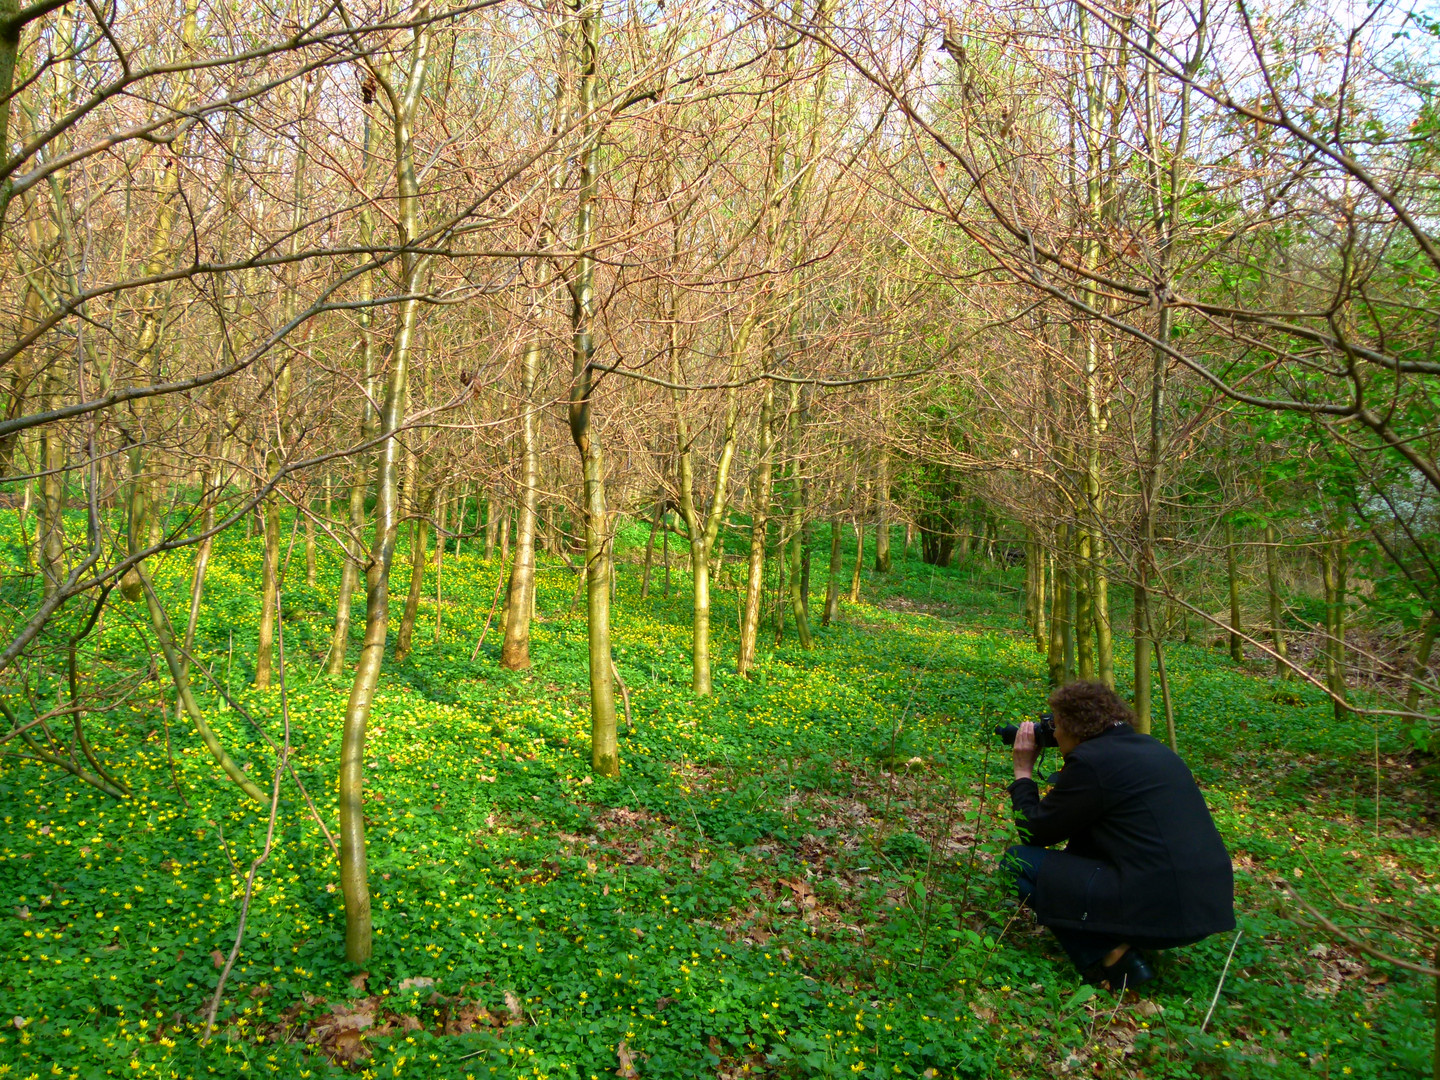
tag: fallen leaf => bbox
[616,1038,641,1078]
[331,1030,369,1063]
[399,977,435,992]
[504,990,524,1024]
[211,950,226,969]
[350,971,369,992]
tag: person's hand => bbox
[1013,721,1039,781]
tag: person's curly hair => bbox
[1048,680,1135,740]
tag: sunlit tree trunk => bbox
[784,383,813,648]
[565,0,617,776]
[676,314,747,693]
[340,32,431,963]
[873,451,891,573]
[737,383,777,678]
[502,336,542,670]
[823,516,841,626]
[849,518,864,604]
[639,490,662,601]
[394,488,432,663]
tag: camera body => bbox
[995,712,1059,749]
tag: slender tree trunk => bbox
[255,497,282,688]
[1323,533,1349,721]
[1049,528,1070,688]
[784,385,813,648]
[738,384,777,678]
[304,491,317,586]
[849,520,864,604]
[499,505,511,563]
[674,311,747,693]
[329,462,369,677]
[567,0,617,776]
[1074,522,1094,680]
[433,490,446,644]
[502,337,542,670]
[394,500,430,664]
[873,451,891,573]
[1406,613,1439,714]
[140,570,265,804]
[340,29,431,964]
[1265,522,1288,676]
[484,494,497,561]
[37,377,65,596]
[1226,517,1243,662]
[639,492,661,601]
[823,516,841,626]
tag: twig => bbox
[1286,887,1439,976]
[1200,931,1243,1032]
[611,659,633,732]
[471,554,509,661]
[202,596,292,1043]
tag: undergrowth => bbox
[0,515,1434,1079]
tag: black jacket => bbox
[1007,724,1235,938]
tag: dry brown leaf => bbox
[616,1038,641,1079]
[504,990,525,1024]
[210,950,225,969]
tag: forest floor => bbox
[0,517,1436,1080]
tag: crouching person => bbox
[1004,681,1235,991]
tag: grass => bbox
[0,512,1435,1079]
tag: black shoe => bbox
[1086,948,1155,992]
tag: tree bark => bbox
[849,520,864,604]
[873,451,891,573]
[738,383,777,678]
[394,492,431,664]
[1226,517,1243,662]
[1265,522,1288,676]
[567,0,617,777]
[339,31,432,964]
[823,516,841,626]
[501,337,542,670]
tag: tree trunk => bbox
[1406,613,1438,714]
[1265,522,1288,676]
[784,385,813,648]
[1323,534,1349,721]
[340,25,431,964]
[823,516,841,626]
[501,337,542,670]
[873,451,891,573]
[1049,529,1070,688]
[304,492,317,586]
[255,495,282,688]
[395,501,430,664]
[849,520,864,604]
[639,492,662,601]
[568,0,617,777]
[738,384,777,678]
[433,490,446,644]
[484,494,497,560]
[1074,521,1094,680]
[1226,517,1243,662]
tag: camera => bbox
[995,712,1059,749]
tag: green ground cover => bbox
[0,517,1435,1079]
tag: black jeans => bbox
[1004,845,1202,972]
